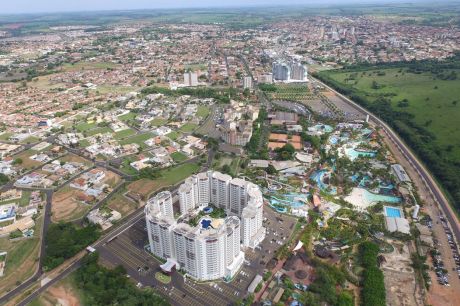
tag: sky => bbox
[1,0,415,14]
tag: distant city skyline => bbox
[0,0,440,14]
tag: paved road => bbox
[0,190,53,305]
[312,76,460,248]
[14,207,146,306]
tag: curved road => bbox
[313,76,460,246]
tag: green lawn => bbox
[118,112,137,122]
[86,127,112,136]
[118,132,154,149]
[20,136,40,144]
[150,118,168,126]
[171,151,188,163]
[322,67,460,159]
[159,163,200,186]
[119,158,139,176]
[75,122,96,132]
[155,272,171,284]
[0,132,13,141]
[179,123,198,133]
[79,139,91,148]
[197,105,210,118]
[166,131,180,141]
[114,128,136,139]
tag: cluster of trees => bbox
[258,83,277,92]
[0,173,9,186]
[295,261,353,306]
[141,85,238,104]
[246,107,268,158]
[75,253,169,306]
[315,60,460,214]
[358,241,386,306]
[274,143,295,160]
[43,222,100,271]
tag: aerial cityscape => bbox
[0,1,459,305]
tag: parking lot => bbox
[96,205,298,306]
[431,214,460,287]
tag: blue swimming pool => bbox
[384,206,402,218]
[310,170,337,195]
[201,219,212,229]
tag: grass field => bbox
[179,123,198,133]
[150,118,168,126]
[322,67,460,159]
[266,83,313,101]
[197,105,210,118]
[166,131,180,141]
[118,132,155,149]
[171,151,188,163]
[14,149,45,170]
[106,191,138,217]
[127,163,200,198]
[75,122,97,132]
[85,126,112,136]
[118,112,137,122]
[78,139,91,148]
[61,61,117,72]
[0,215,42,294]
[114,128,136,139]
[0,132,13,141]
[0,190,31,207]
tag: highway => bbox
[14,207,146,306]
[312,76,460,248]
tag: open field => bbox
[14,149,45,170]
[60,61,117,72]
[0,190,31,207]
[118,112,136,122]
[114,128,136,139]
[0,215,42,294]
[102,170,122,188]
[59,153,92,167]
[322,68,460,159]
[262,83,314,101]
[96,85,139,95]
[29,272,82,306]
[51,186,90,222]
[166,131,180,140]
[150,118,168,126]
[197,105,210,118]
[106,191,138,217]
[118,132,155,149]
[316,58,460,213]
[179,122,198,133]
[127,163,200,199]
[170,151,188,163]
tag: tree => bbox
[13,158,23,165]
[0,173,9,186]
[266,164,277,175]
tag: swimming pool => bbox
[310,170,337,195]
[270,193,308,208]
[365,190,401,204]
[345,148,376,161]
[384,206,402,218]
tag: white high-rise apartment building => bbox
[146,191,174,220]
[146,171,265,281]
[243,76,253,89]
[210,171,231,210]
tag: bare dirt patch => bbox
[51,187,89,222]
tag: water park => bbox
[345,188,401,211]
